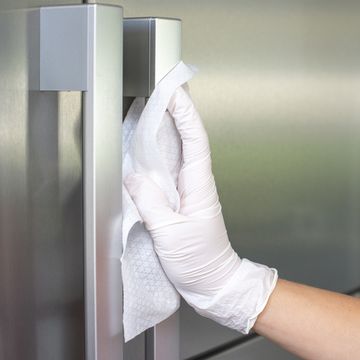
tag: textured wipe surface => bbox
[122,223,179,340]
[122,62,196,341]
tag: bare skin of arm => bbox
[253,279,360,360]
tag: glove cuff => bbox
[183,258,278,334]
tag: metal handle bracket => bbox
[29,5,91,91]
[123,17,181,97]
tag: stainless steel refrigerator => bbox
[1,1,360,360]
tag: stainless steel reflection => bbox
[121,1,360,359]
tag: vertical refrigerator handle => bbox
[31,4,123,360]
[123,17,182,360]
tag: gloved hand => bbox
[125,87,278,334]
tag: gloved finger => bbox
[167,86,211,168]
[168,87,219,215]
[124,173,181,230]
[178,165,221,217]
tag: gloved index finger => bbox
[167,86,211,167]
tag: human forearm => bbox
[254,279,360,360]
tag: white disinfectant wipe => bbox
[122,62,196,341]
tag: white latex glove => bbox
[125,87,278,333]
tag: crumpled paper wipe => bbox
[122,62,196,341]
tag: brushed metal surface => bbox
[82,5,123,360]
[123,18,151,96]
[153,18,181,85]
[39,6,89,91]
[121,1,360,359]
[123,17,181,97]
[0,2,84,360]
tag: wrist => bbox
[181,259,278,334]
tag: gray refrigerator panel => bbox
[0,1,84,359]
[121,1,360,359]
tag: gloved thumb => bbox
[124,173,180,230]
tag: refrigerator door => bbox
[0,3,123,360]
[0,1,84,360]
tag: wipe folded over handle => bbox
[122,62,196,341]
